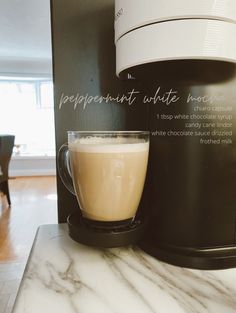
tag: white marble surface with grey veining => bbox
[12,224,236,313]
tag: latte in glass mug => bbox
[69,136,149,222]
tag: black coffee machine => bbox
[51,0,236,270]
[114,0,236,270]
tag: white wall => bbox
[9,156,56,177]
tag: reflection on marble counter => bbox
[12,224,236,313]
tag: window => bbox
[0,78,55,156]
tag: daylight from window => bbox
[0,78,55,156]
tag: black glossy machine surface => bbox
[135,61,236,270]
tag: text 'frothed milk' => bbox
[69,137,149,221]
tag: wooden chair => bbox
[0,135,15,206]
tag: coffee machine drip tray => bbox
[67,212,147,248]
[139,240,236,270]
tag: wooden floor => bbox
[0,176,58,261]
[0,176,57,313]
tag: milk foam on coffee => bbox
[69,137,149,221]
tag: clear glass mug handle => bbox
[57,143,76,195]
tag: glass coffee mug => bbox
[58,131,149,228]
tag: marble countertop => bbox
[12,224,236,313]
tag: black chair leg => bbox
[0,180,11,206]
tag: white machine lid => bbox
[115,0,236,42]
[116,19,236,77]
